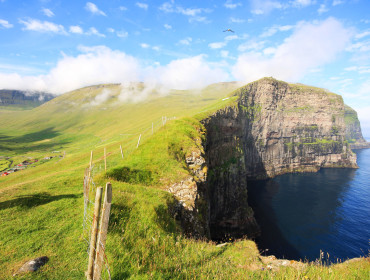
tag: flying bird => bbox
[223,29,234,33]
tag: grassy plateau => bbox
[0,81,368,279]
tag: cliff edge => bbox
[344,105,370,149]
[202,78,357,239]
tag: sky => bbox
[0,0,369,135]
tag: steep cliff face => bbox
[344,105,370,149]
[168,78,359,240]
[201,77,357,239]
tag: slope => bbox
[0,80,368,279]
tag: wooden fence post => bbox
[93,183,112,280]
[88,151,93,179]
[120,145,124,159]
[104,148,107,172]
[86,187,103,280]
[137,134,142,148]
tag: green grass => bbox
[0,80,368,279]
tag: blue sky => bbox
[0,0,369,135]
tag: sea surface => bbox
[248,147,370,263]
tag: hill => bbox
[0,90,55,110]
[0,79,368,279]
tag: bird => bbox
[223,29,234,33]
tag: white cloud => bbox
[153,55,228,90]
[87,27,105,37]
[107,28,115,33]
[0,46,229,94]
[357,106,370,137]
[263,47,276,55]
[164,24,172,29]
[260,25,293,37]
[209,42,227,49]
[116,30,128,38]
[346,41,370,52]
[0,19,13,28]
[250,0,284,15]
[318,4,329,14]
[355,31,370,39]
[159,1,211,23]
[238,40,266,52]
[233,18,352,83]
[230,17,245,23]
[251,0,317,14]
[291,0,315,7]
[189,16,210,23]
[85,2,106,16]
[42,8,54,17]
[118,82,163,103]
[136,2,148,10]
[225,34,239,41]
[69,25,83,34]
[140,43,150,48]
[0,46,141,94]
[19,18,67,34]
[179,37,192,45]
[88,88,113,106]
[220,50,230,58]
[119,6,128,11]
[224,0,242,9]
[332,0,344,6]
[344,66,370,74]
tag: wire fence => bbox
[82,116,175,279]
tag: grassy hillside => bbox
[0,81,368,279]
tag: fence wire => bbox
[82,116,175,279]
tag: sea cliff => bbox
[170,77,361,240]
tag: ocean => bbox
[248,146,370,263]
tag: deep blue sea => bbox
[248,146,370,263]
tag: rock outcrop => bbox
[344,105,370,149]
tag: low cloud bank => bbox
[0,18,354,97]
[0,47,228,95]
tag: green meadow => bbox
[0,82,368,279]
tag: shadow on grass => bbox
[0,127,70,154]
[154,197,180,235]
[109,202,132,235]
[0,192,80,210]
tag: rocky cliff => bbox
[344,105,370,149]
[170,77,359,240]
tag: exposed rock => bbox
[259,255,307,271]
[13,256,49,276]
[344,105,370,149]
[168,141,210,238]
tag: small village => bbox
[0,152,64,177]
